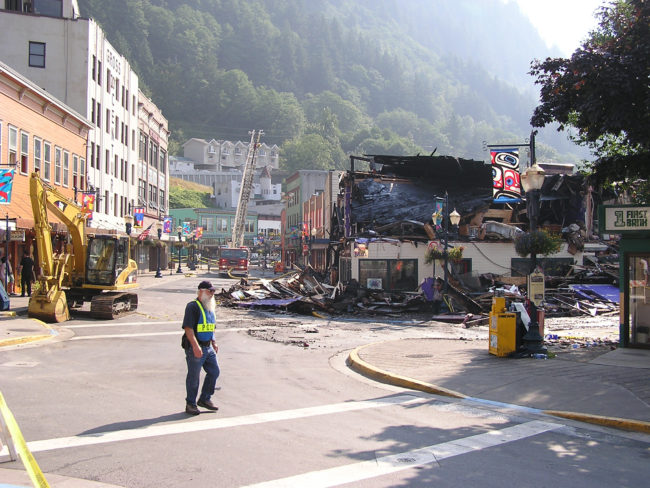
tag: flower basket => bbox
[514,230,562,257]
[424,245,464,264]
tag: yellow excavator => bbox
[28,173,138,322]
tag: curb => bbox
[543,409,650,434]
[347,343,466,399]
[0,318,58,348]
[347,342,650,434]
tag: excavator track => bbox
[90,292,138,320]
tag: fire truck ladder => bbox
[230,129,262,248]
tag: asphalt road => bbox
[1,273,648,487]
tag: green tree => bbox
[280,133,344,173]
[530,0,650,183]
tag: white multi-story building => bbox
[182,138,280,171]
[0,0,141,231]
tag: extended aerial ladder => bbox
[28,173,138,322]
[230,129,263,247]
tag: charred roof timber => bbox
[340,153,587,241]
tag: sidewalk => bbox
[349,337,650,433]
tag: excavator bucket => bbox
[28,289,70,323]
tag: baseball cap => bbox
[198,280,216,292]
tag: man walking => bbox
[182,280,220,415]
[18,250,35,297]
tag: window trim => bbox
[33,136,42,174]
[54,146,62,185]
[19,131,29,175]
[43,140,52,182]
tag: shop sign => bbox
[10,230,25,241]
[599,205,650,234]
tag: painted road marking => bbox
[241,420,562,488]
[64,319,235,328]
[5,395,423,455]
[68,326,279,340]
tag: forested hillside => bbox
[78,0,584,171]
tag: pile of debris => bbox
[216,268,428,317]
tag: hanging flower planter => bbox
[514,230,562,257]
[424,244,464,264]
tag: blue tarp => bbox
[569,284,619,304]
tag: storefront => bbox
[599,205,650,348]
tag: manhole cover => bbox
[406,354,433,359]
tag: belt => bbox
[198,340,212,346]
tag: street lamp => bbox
[435,193,461,294]
[124,215,133,236]
[520,161,547,355]
[155,221,163,278]
[309,227,317,268]
[176,225,183,274]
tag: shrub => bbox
[514,230,562,257]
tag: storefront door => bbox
[626,253,650,347]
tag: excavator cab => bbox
[86,236,118,285]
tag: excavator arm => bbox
[28,173,138,322]
[30,173,87,284]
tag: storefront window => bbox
[628,254,650,346]
[359,259,418,291]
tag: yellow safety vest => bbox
[195,300,216,334]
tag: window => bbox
[91,98,96,124]
[8,126,18,168]
[244,220,254,233]
[90,142,95,169]
[160,150,166,174]
[72,155,78,189]
[96,144,101,170]
[54,147,61,184]
[92,55,96,81]
[72,154,79,189]
[358,259,418,292]
[62,151,69,186]
[138,179,146,201]
[20,131,29,174]
[217,218,228,232]
[28,42,46,68]
[79,158,85,191]
[96,102,101,128]
[97,60,101,85]
[114,154,118,177]
[43,141,51,181]
[159,189,165,210]
[32,0,63,17]
[105,108,110,134]
[33,137,41,173]
[105,149,110,174]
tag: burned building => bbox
[330,154,588,293]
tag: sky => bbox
[509,0,604,55]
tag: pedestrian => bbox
[432,277,444,315]
[18,250,36,297]
[0,255,15,295]
[182,280,220,415]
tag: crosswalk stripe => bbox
[241,420,562,488]
[11,395,424,454]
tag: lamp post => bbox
[520,156,547,355]
[176,225,183,274]
[309,227,317,268]
[155,221,163,278]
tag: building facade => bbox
[0,2,141,231]
[0,60,92,294]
